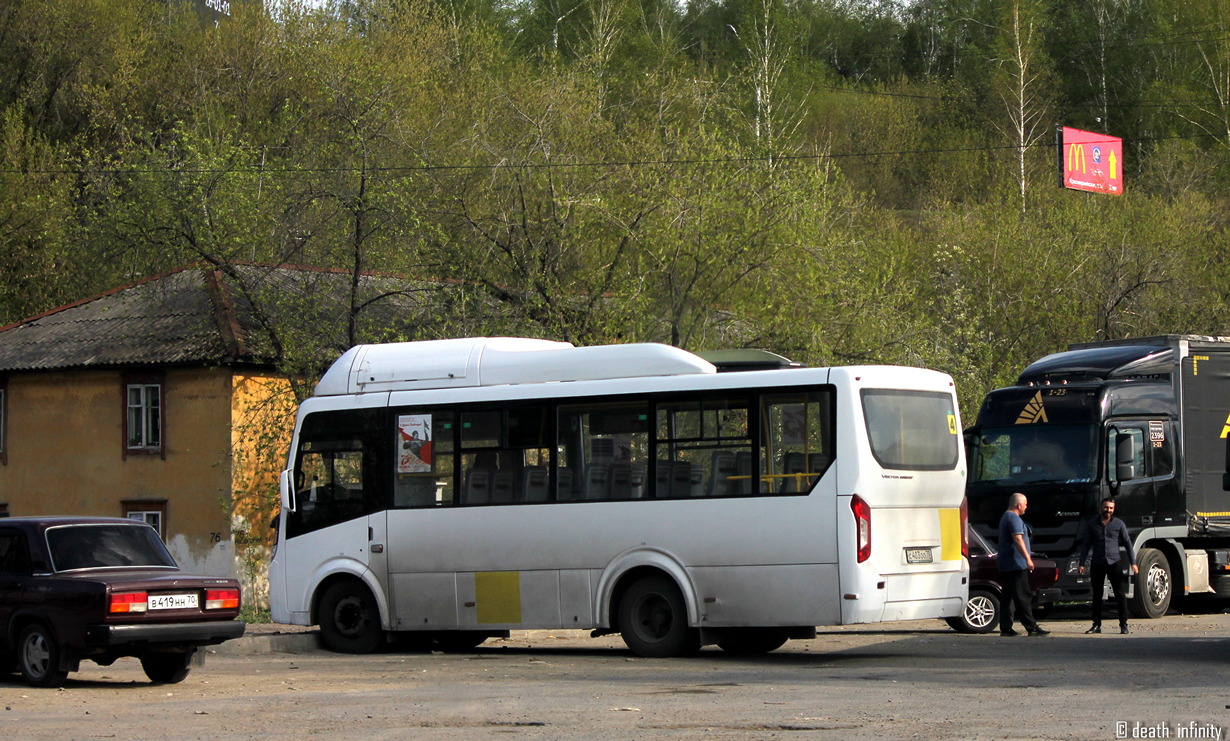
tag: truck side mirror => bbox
[1115,433,1139,481]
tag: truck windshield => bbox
[969,424,1099,484]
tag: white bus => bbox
[268,338,969,657]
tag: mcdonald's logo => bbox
[1068,144,1087,174]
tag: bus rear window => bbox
[861,389,959,471]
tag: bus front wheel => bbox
[318,579,384,653]
[617,575,701,658]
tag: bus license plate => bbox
[149,593,199,610]
[905,548,933,564]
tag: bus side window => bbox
[394,412,455,507]
[558,402,649,501]
[761,392,834,495]
[656,397,752,498]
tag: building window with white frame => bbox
[123,374,164,457]
[123,500,167,539]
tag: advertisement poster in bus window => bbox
[397,414,433,473]
[781,404,806,445]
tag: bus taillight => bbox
[851,495,871,563]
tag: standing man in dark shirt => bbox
[1078,498,1139,634]
[997,492,1050,636]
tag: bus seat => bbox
[708,451,736,496]
[670,462,700,497]
[687,463,704,496]
[491,471,516,504]
[654,461,673,498]
[735,451,754,494]
[584,464,610,499]
[556,468,575,500]
[808,452,832,477]
[629,465,646,499]
[464,468,491,504]
[609,463,634,500]
[522,466,549,502]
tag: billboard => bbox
[1058,127,1123,196]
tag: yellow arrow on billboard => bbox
[1109,150,1118,180]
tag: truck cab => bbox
[966,336,1230,618]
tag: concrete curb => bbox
[212,631,322,656]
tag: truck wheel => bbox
[617,575,701,657]
[319,579,384,654]
[18,624,69,688]
[946,589,999,634]
[1129,548,1171,619]
[141,651,192,684]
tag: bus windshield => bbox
[969,424,1099,484]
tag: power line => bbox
[0,133,1218,179]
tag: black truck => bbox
[965,335,1230,618]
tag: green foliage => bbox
[2,0,1228,429]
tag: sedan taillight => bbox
[205,588,241,610]
[110,591,148,613]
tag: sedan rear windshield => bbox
[47,524,177,571]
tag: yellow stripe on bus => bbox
[475,571,522,624]
[1197,512,1230,517]
[939,508,963,562]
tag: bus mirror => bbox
[1115,433,1139,481]
[281,469,297,512]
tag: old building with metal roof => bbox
[0,263,448,606]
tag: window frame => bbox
[123,499,168,540]
[122,373,165,459]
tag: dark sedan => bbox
[947,528,1061,633]
[0,517,245,687]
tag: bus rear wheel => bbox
[319,579,384,653]
[617,575,700,658]
[1129,548,1171,620]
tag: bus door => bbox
[383,411,460,631]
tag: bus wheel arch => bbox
[313,575,386,653]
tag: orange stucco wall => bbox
[229,371,297,605]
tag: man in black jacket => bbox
[1078,498,1139,634]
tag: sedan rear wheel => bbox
[18,624,69,688]
[141,651,193,684]
[946,589,999,634]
